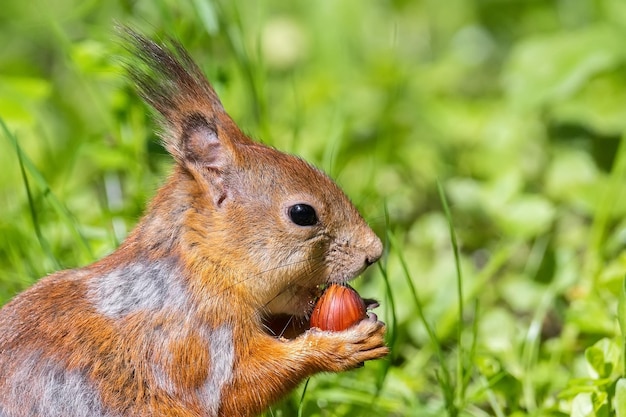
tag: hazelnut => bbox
[310,284,367,331]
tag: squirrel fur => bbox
[0,29,388,417]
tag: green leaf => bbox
[0,75,52,124]
[551,70,626,135]
[493,195,556,239]
[571,392,595,417]
[584,338,620,379]
[504,24,626,109]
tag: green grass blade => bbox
[379,202,398,355]
[214,1,268,135]
[437,179,466,408]
[464,299,480,389]
[619,277,626,378]
[388,230,456,411]
[0,118,94,261]
[15,135,61,270]
[297,377,310,417]
[369,202,396,404]
[586,132,626,283]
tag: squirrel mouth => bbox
[261,284,324,339]
[261,314,310,339]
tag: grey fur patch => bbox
[89,258,188,318]
[1,352,116,417]
[151,361,177,396]
[150,323,180,396]
[198,325,235,414]
[150,323,234,412]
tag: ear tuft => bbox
[119,27,245,163]
[119,26,224,121]
[119,27,248,207]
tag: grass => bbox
[3,0,626,416]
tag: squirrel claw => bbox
[363,298,379,310]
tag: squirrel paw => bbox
[308,316,389,372]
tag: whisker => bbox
[246,256,330,336]
[196,245,335,339]
[277,315,295,338]
[258,260,329,318]
[203,255,324,301]
[256,259,327,312]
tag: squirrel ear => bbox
[120,28,247,206]
[180,113,228,169]
[178,113,233,206]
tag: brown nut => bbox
[310,284,367,331]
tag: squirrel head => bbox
[123,29,382,318]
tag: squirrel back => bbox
[0,29,388,417]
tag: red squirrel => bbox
[0,29,388,417]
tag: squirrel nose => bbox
[364,233,383,266]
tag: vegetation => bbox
[2,0,626,415]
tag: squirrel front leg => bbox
[219,318,388,417]
[295,318,389,372]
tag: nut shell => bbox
[310,284,367,331]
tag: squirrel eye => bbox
[288,204,318,226]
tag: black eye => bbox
[288,204,318,226]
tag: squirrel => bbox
[0,29,388,417]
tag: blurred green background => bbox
[3,0,626,416]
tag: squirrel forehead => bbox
[239,145,337,193]
[229,143,356,215]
